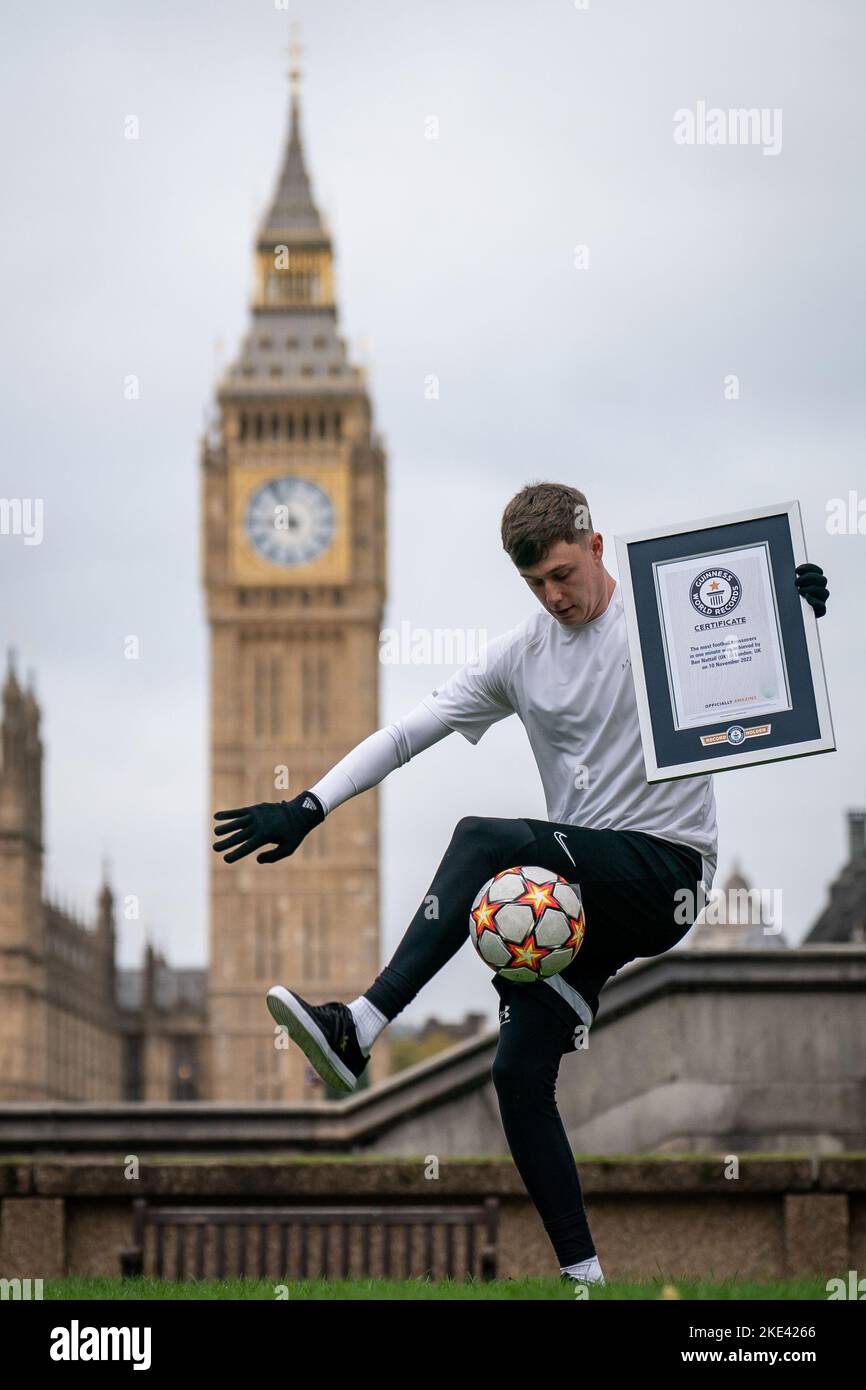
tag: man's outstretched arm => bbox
[212,701,453,865]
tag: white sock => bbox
[348,996,389,1055]
[561,1255,605,1285]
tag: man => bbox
[212,482,829,1286]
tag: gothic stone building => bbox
[0,654,207,1101]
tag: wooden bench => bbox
[120,1198,499,1282]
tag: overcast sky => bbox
[1,0,864,1029]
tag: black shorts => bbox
[489,817,704,1049]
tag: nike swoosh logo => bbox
[553,830,576,866]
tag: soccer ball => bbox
[468,865,585,983]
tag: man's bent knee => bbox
[452,814,490,841]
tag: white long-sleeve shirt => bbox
[312,580,718,888]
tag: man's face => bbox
[517,537,603,625]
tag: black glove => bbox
[212,790,325,865]
[794,562,829,619]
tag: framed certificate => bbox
[614,500,835,781]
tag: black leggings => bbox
[363,814,704,1266]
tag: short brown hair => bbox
[500,482,594,568]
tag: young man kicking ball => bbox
[212,482,829,1287]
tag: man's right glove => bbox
[212,790,325,865]
[794,562,829,619]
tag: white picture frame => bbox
[614,500,835,782]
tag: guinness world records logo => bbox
[690,567,741,617]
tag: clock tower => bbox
[202,55,387,1102]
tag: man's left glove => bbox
[794,562,829,619]
[212,790,326,865]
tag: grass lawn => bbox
[38,1275,832,1300]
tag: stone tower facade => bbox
[0,655,47,1097]
[202,71,387,1101]
[0,654,125,1100]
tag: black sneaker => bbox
[266,986,369,1094]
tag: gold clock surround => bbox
[230,463,350,586]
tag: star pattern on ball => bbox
[470,894,499,937]
[565,910,585,950]
[505,936,547,971]
[516,877,561,918]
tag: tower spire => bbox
[287,16,302,96]
[4,647,20,698]
[260,20,322,238]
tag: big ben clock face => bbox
[244,476,335,567]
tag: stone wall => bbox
[1,1156,863,1282]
